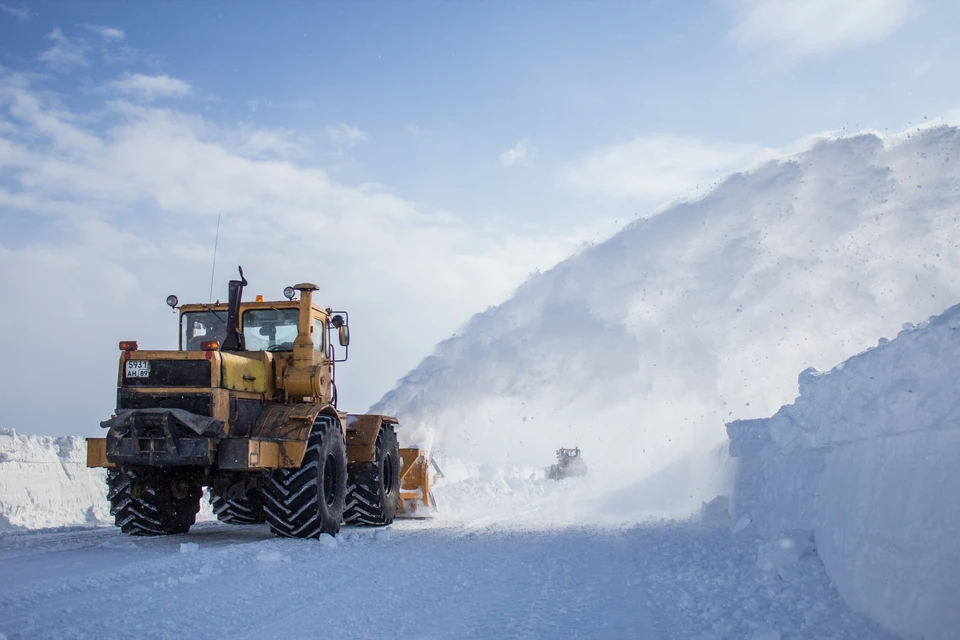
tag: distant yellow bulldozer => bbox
[86,268,433,537]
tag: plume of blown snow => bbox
[374,126,960,519]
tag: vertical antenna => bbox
[208,214,221,302]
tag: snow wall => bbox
[727,304,960,640]
[0,429,110,530]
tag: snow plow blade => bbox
[397,448,435,518]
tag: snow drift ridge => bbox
[728,303,960,640]
[376,125,960,515]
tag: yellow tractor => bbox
[86,268,432,537]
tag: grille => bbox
[117,391,213,417]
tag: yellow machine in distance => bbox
[86,268,433,537]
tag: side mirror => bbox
[338,325,350,347]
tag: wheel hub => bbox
[323,453,340,507]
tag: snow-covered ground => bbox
[0,432,897,639]
[0,433,912,639]
[0,500,896,640]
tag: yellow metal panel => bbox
[85,438,113,468]
[398,447,432,518]
[277,440,307,467]
[220,352,267,393]
[211,389,229,424]
[236,439,283,469]
[252,403,319,440]
[255,440,281,468]
[345,415,382,446]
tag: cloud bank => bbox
[729,0,918,57]
[0,70,595,437]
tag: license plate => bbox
[125,361,150,378]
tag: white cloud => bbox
[0,4,29,20]
[728,0,918,57]
[566,134,762,201]
[237,127,303,158]
[246,98,314,113]
[0,72,594,437]
[323,122,369,153]
[407,122,421,137]
[500,139,532,167]
[81,23,125,40]
[111,73,191,101]
[38,28,89,71]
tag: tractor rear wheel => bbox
[263,414,347,538]
[107,467,202,536]
[344,424,401,526]
[209,485,266,525]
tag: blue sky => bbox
[1,0,959,436]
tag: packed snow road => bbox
[0,516,894,640]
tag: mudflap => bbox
[397,448,440,518]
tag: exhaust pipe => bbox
[282,282,330,402]
[221,266,248,352]
[292,282,318,367]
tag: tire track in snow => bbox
[514,554,562,638]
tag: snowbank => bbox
[727,304,960,640]
[0,430,219,531]
[375,126,960,517]
[0,429,110,530]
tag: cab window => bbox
[242,308,299,351]
[181,311,228,350]
[312,318,325,351]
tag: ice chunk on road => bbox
[731,513,752,534]
[374,528,391,542]
[256,549,290,563]
[179,542,199,553]
[318,533,338,548]
[757,531,815,572]
[100,537,137,550]
[700,495,730,524]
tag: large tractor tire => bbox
[263,414,347,538]
[209,485,266,525]
[344,424,401,526]
[107,467,202,536]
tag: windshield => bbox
[242,308,300,351]
[181,311,228,350]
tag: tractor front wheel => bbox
[263,415,347,538]
[107,467,202,536]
